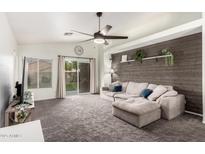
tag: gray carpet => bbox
[33,94,205,142]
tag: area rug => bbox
[33,94,205,142]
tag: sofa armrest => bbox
[159,94,186,120]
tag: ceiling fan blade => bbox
[103,35,128,39]
[79,38,94,43]
[100,25,112,35]
[104,40,109,45]
[71,30,93,37]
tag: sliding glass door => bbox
[65,60,78,95]
[65,58,90,95]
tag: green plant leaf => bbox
[135,49,145,63]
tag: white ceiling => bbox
[6,12,201,46]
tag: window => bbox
[39,59,52,88]
[27,58,38,89]
[65,60,78,92]
[27,58,52,89]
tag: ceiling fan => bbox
[71,12,128,45]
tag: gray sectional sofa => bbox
[100,81,186,127]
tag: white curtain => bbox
[56,56,65,98]
[90,58,97,94]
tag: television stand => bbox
[11,101,32,107]
[5,94,35,127]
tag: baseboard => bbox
[185,110,203,117]
[35,97,56,102]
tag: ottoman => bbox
[112,98,161,128]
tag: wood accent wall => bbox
[111,33,202,114]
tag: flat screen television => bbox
[20,56,26,104]
[13,56,26,106]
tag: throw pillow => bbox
[140,89,153,98]
[126,82,148,96]
[156,90,178,103]
[147,84,158,90]
[109,81,121,91]
[113,85,122,92]
[148,85,168,101]
[121,82,128,92]
[161,85,174,91]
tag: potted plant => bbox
[161,48,174,66]
[14,106,28,123]
[16,109,26,121]
[135,49,145,63]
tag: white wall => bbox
[0,13,17,127]
[17,43,99,101]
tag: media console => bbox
[5,93,35,127]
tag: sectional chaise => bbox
[100,81,186,127]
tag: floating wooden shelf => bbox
[120,59,135,63]
[120,55,172,63]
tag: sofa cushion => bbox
[148,85,167,101]
[162,85,173,91]
[121,82,128,92]
[112,98,160,115]
[114,93,139,100]
[147,84,158,90]
[156,90,178,103]
[101,91,120,97]
[126,82,148,96]
[160,90,178,98]
[140,89,153,98]
[112,105,161,128]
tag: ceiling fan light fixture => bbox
[94,38,105,44]
[72,12,128,45]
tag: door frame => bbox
[65,57,90,95]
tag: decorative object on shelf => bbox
[24,91,32,101]
[121,55,127,62]
[135,49,145,63]
[110,69,114,74]
[15,105,29,123]
[120,55,173,63]
[161,48,174,66]
[74,45,84,55]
